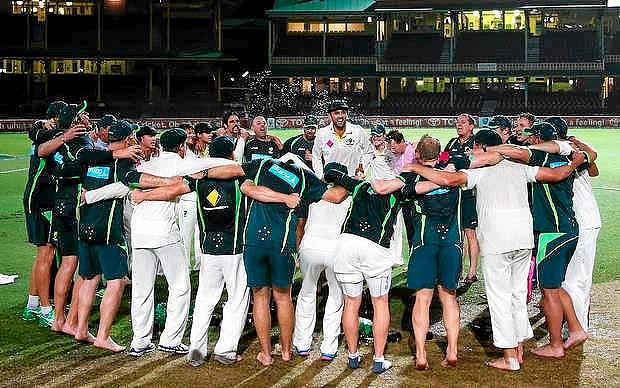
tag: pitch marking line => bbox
[0,167,28,174]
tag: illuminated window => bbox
[346,23,365,32]
[328,23,346,33]
[302,79,312,93]
[308,23,324,32]
[329,77,339,92]
[354,80,364,92]
[287,23,305,32]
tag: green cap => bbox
[324,161,348,176]
[58,104,80,129]
[195,122,214,134]
[98,114,117,129]
[485,115,513,130]
[522,121,557,141]
[47,100,67,119]
[327,99,349,113]
[303,115,319,128]
[136,125,158,138]
[371,124,386,136]
[209,136,235,158]
[108,120,134,142]
[473,129,502,147]
[160,128,187,150]
[544,117,568,139]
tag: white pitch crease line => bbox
[42,353,125,388]
[271,352,321,388]
[82,351,171,388]
[0,167,28,174]
[368,355,411,388]
[126,355,187,388]
[231,365,270,388]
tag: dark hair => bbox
[386,129,404,144]
[518,112,536,125]
[163,143,184,153]
[458,113,475,126]
[179,122,192,130]
[222,111,240,125]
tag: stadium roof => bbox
[268,0,375,16]
[374,0,607,11]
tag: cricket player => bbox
[282,115,317,170]
[243,116,283,162]
[444,114,480,283]
[408,129,586,370]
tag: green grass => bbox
[0,128,618,367]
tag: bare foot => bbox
[531,344,564,358]
[74,330,96,343]
[564,331,588,350]
[441,358,457,368]
[485,357,520,371]
[93,336,125,353]
[517,343,524,364]
[61,323,77,337]
[51,319,65,332]
[281,351,292,362]
[414,355,430,371]
[256,352,274,366]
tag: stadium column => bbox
[322,17,327,57]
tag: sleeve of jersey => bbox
[118,161,143,188]
[449,154,471,170]
[282,137,293,153]
[241,160,261,181]
[301,170,328,203]
[527,149,547,167]
[184,177,198,193]
[399,175,418,200]
[75,147,113,165]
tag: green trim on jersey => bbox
[536,232,565,265]
[281,171,305,252]
[341,181,366,231]
[232,180,242,253]
[243,158,271,246]
[378,194,397,243]
[196,180,207,248]
[542,183,560,232]
[106,161,119,244]
[28,159,46,213]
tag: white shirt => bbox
[554,140,601,229]
[312,121,373,179]
[180,147,200,202]
[131,152,237,248]
[300,197,352,249]
[464,160,540,255]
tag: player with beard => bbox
[243,116,283,162]
[283,115,317,170]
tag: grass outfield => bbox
[0,128,618,373]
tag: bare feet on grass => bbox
[74,330,96,344]
[51,319,65,333]
[61,323,78,337]
[94,336,125,353]
[485,357,520,371]
[517,343,524,364]
[531,343,565,358]
[256,352,274,366]
[564,331,588,349]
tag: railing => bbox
[271,57,376,65]
[376,62,604,72]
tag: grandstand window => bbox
[377,20,386,40]
[328,23,346,33]
[544,14,560,29]
[400,77,407,90]
[481,11,503,30]
[287,23,305,33]
[302,79,312,94]
[342,80,351,92]
[354,80,364,92]
[347,23,366,32]
[329,77,339,92]
[461,11,481,31]
[308,22,324,32]
[504,10,524,30]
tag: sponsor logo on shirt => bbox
[86,166,111,179]
[549,161,568,168]
[344,138,355,146]
[251,154,272,161]
[269,164,299,188]
[53,152,64,165]
[326,140,334,148]
[426,188,451,196]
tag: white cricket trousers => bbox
[130,242,190,349]
[562,227,599,331]
[189,253,250,360]
[482,249,533,348]
[293,242,343,355]
[179,199,202,270]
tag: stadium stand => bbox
[540,30,599,62]
[326,35,374,57]
[102,15,149,54]
[273,34,323,57]
[455,31,524,63]
[0,15,27,51]
[48,16,98,54]
[383,33,444,63]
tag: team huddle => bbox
[21,99,600,375]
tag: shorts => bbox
[407,217,462,291]
[243,245,295,288]
[536,232,579,288]
[52,215,78,257]
[340,269,392,297]
[78,241,129,280]
[460,193,478,229]
[25,208,53,246]
[333,233,393,290]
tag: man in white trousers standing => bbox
[408,130,585,371]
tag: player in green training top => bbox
[492,121,588,359]
[282,115,317,169]
[324,161,440,374]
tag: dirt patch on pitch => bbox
[1,281,618,387]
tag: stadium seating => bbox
[170,18,217,52]
[273,34,323,57]
[540,30,598,62]
[383,33,443,63]
[0,15,27,51]
[102,15,148,54]
[326,35,374,57]
[455,31,524,63]
[47,16,98,54]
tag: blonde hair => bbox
[416,134,441,161]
